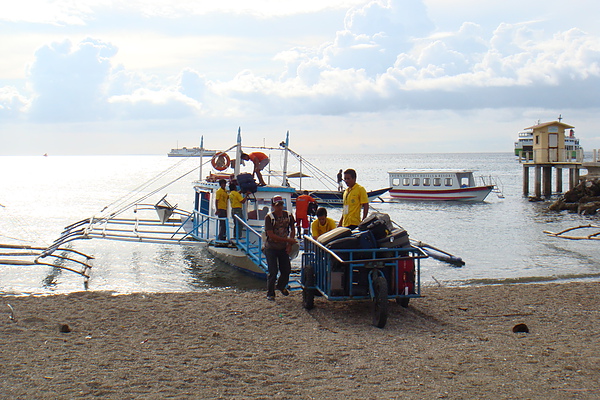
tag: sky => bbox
[1,0,600,155]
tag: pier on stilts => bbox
[521,119,584,199]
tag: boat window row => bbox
[392,177,454,187]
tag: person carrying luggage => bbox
[241,152,269,186]
[264,195,296,301]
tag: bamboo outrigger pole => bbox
[544,224,600,240]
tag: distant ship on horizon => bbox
[168,147,218,157]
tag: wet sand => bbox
[2,281,599,399]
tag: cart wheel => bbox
[302,265,315,310]
[372,276,388,328]
[396,297,410,308]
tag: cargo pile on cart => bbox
[300,212,427,328]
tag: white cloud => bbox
[0,0,364,25]
[108,88,202,119]
[25,38,116,122]
[2,0,600,155]
[0,87,30,118]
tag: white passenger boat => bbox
[388,169,495,202]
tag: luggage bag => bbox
[236,173,258,193]
[377,228,410,249]
[358,212,393,231]
[354,230,377,250]
[326,236,360,261]
[317,227,352,245]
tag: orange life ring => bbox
[211,152,231,171]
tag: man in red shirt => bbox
[295,191,316,238]
[241,152,269,186]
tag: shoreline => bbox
[2,281,599,399]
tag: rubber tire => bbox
[302,265,316,310]
[396,297,410,308]
[372,276,388,328]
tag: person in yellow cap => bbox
[338,169,369,229]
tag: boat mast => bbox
[282,130,289,186]
[234,127,242,177]
[199,136,204,181]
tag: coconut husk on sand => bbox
[2,282,599,399]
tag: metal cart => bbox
[300,236,428,328]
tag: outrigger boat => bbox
[280,147,391,205]
[2,129,478,327]
[294,188,390,206]
[388,169,501,202]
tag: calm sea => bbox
[1,152,599,295]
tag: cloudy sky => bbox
[1,0,599,155]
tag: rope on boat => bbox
[284,147,339,190]
[98,144,236,220]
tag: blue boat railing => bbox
[186,210,230,245]
[231,214,268,273]
[301,235,427,301]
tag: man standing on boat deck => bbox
[216,179,229,241]
[339,169,369,230]
[295,191,316,238]
[337,169,344,191]
[241,152,269,186]
[264,195,296,301]
[229,182,247,239]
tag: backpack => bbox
[307,201,318,216]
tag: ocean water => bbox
[1,152,599,295]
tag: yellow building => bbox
[526,121,575,163]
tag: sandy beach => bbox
[1,281,599,399]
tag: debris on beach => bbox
[512,323,529,333]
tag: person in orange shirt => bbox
[295,191,316,238]
[241,152,269,186]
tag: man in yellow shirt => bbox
[215,179,229,240]
[229,182,247,239]
[339,169,369,229]
[311,207,337,239]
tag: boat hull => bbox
[296,187,391,206]
[389,185,493,202]
[207,245,267,279]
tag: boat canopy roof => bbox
[388,169,476,175]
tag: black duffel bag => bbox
[236,173,258,193]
